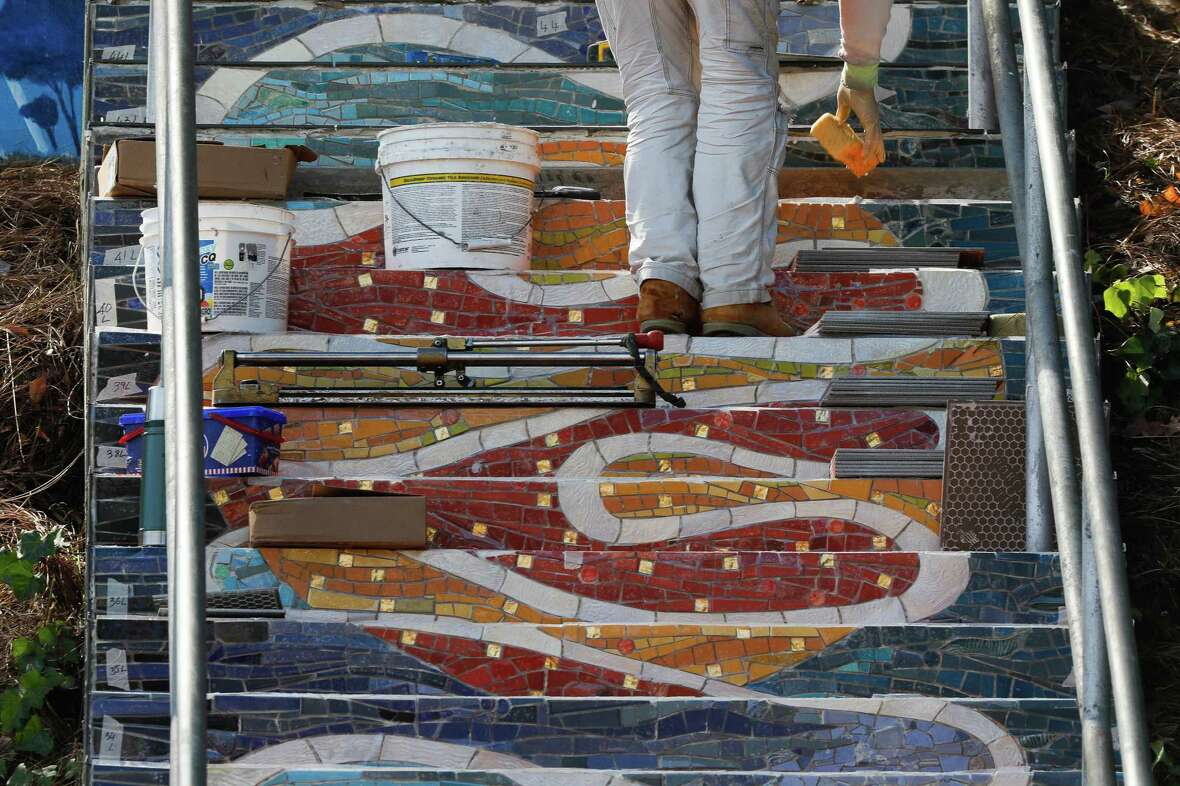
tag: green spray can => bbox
[139,386,166,546]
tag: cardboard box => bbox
[97,138,317,199]
[249,493,427,548]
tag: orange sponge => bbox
[809,113,879,178]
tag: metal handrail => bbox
[987,1,1154,783]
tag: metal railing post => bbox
[979,0,1059,556]
[1015,1,1154,782]
[967,0,998,130]
[1082,489,1118,783]
[159,0,208,779]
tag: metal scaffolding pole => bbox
[157,0,208,779]
[1082,491,1118,784]
[1015,1,1153,782]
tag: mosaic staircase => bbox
[82,2,1087,785]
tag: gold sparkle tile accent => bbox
[819,366,834,379]
[658,494,674,508]
[537,459,553,474]
[517,554,534,569]
[814,409,831,424]
[638,560,654,575]
[212,490,230,506]
[831,216,845,229]
[568,309,584,323]
[401,631,417,646]
[545,433,560,447]
[927,502,942,516]
[753,485,769,501]
[682,378,697,392]
[658,459,673,473]
[623,675,639,689]
[737,628,752,639]
[380,599,396,612]
[338,422,354,435]
[723,556,740,571]
[473,522,488,537]
[426,526,437,542]
[358,480,374,491]
[795,542,810,553]
[599,483,615,497]
[537,493,552,508]
[587,626,601,639]
[434,426,450,441]
[310,575,325,589]
[563,530,579,545]
[866,432,882,448]
[877,573,893,589]
[363,318,379,333]
[486,643,502,658]
[871,491,885,504]
[791,638,806,652]
[872,535,888,550]
[338,553,354,568]
[370,569,385,582]
[423,275,439,290]
[694,424,710,439]
[990,366,1005,378]
[503,600,519,615]
[430,310,446,325]
[268,488,284,500]
[706,664,723,678]
[361,251,376,266]
[357,273,373,288]
[695,598,710,612]
[544,656,559,670]
[820,553,836,568]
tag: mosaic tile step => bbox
[92,63,1015,131]
[90,2,1049,69]
[90,198,1024,271]
[89,693,1083,773]
[92,766,1087,786]
[95,404,947,481]
[93,330,1012,409]
[93,616,1073,699]
[90,126,1020,200]
[92,264,1028,337]
[96,475,947,552]
[93,548,1065,626]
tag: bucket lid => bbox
[120,406,288,428]
[376,123,540,170]
[141,202,296,228]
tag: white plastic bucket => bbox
[376,123,541,271]
[139,202,295,334]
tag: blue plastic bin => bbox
[119,406,287,476]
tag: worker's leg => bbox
[596,0,702,300]
[689,0,787,309]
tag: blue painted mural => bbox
[0,0,84,157]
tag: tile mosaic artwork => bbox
[91,329,1009,411]
[94,264,1024,336]
[88,198,1023,270]
[92,547,1067,625]
[89,693,1083,772]
[90,3,1024,68]
[91,63,970,130]
[91,768,1087,786]
[94,615,1072,699]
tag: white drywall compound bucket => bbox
[139,202,295,334]
[376,123,541,271]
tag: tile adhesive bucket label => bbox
[138,202,296,333]
[376,123,541,271]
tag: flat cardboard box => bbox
[97,138,317,199]
[249,493,427,548]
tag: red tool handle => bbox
[633,331,665,351]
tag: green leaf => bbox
[6,763,31,786]
[0,689,25,731]
[13,714,54,756]
[1116,334,1150,359]
[1105,285,1132,318]
[0,552,41,601]
[1150,307,1166,333]
[1104,274,1169,318]
[10,638,35,665]
[16,529,61,564]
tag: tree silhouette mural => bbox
[19,95,59,150]
[0,0,84,154]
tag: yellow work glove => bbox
[836,63,886,170]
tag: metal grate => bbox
[822,378,1000,408]
[832,449,945,478]
[816,311,990,337]
[940,400,1027,551]
[794,247,985,272]
[154,588,282,611]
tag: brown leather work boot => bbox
[701,302,797,337]
[637,280,701,335]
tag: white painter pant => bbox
[596,0,788,308]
